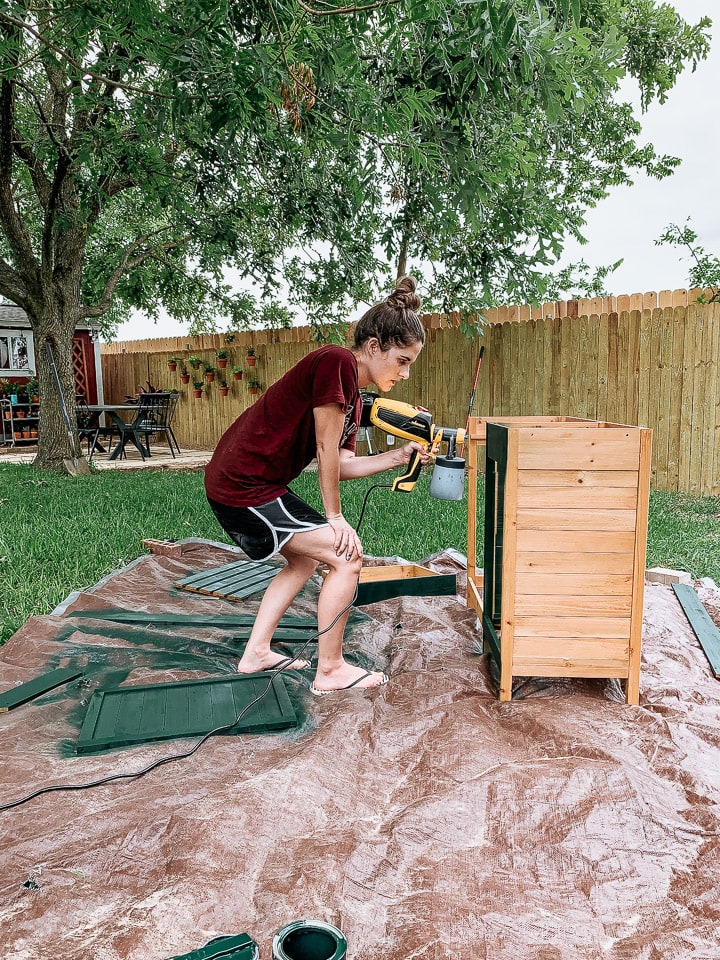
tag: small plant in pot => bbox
[248,378,261,395]
[215,349,229,368]
[246,347,256,366]
[192,380,204,398]
[204,363,216,382]
[179,364,190,384]
[167,356,182,371]
[218,380,229,397]
[188,355,202,369]
[26,377,39,402]
[231,366,243,381]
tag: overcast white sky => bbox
[113,0,718,342]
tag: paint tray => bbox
[76,673,297,754]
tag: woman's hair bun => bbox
[386,275,421,313]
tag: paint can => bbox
[429,455,466,501]
[272,920,347,960]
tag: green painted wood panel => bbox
[673,583,720,678]
[355,572,457,605]
[69,610,317,630]
[0,667,84,712]
[175,559,280,601]
[76,673,297,754]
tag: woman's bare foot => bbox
[237,650,310,673]
[310,662,389,693]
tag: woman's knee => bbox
[323,553,362,579]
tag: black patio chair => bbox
[133,391,181,458]
[75,395,100,460]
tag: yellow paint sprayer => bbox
[369,397,466,500]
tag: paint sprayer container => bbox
[429,455,466,501]
[272,920,347,960]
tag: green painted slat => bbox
[673,583,720,678]
[176,559,280,601]
[0,667,84,712]
[76,673,297,754]
[176,559,277,589]
[355,572,457,605]
[68,610,317,630]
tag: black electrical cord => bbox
[355,482,392,535]
[0,583,359,812]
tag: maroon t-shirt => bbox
[204,345,361,507]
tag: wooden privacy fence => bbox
[101,298,720,496]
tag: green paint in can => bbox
[272,920,347,960]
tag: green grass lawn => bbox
[1,461,719,646]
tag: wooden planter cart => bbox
[466,416,652,704]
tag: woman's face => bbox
[360,338,423,392]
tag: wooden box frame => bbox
[466,416,652,704]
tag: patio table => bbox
[84,403,150,460]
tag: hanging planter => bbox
[232,367,243,381]
[248,379,261,395]
[192,381,204,399]
[216,350,229,369]
[167,357,181,372]
[219,382,229,397]
[188,356,202,370]
[204,364,216,383]
[180,373,190,385]
[246,347,256,367]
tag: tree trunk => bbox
[30,302,88,473]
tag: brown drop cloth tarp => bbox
[1,540,719,960]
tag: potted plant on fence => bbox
[188,355,202,370]
[204,363,216,383]
[246,347,256,366]
[180,364,190,385]
[218,380,229,397]
[192,380,204,398]
[231,366,243,381]
[248,378,261,395]
[167,356,182,372]
[216,349,229,369]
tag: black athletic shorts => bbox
[207,490,328,561]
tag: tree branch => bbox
[0,256,29,307]
[295,0,403,15]
[0,11,176,100]
[0,26,40,280]
[81,234,191,318]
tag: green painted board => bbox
[175,559,280,601]
[355,571,457,605]
[167,933,258,960]
[0,667,84,712]
[673,583,720,678]
[76,673,297,754]
[69,610,317,630]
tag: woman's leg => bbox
[237,551,318,672]
[280,528,386,691]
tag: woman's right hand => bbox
[327,514,364,560]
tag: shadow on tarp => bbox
[2,540,720,959]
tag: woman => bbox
[204,276,428,693]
